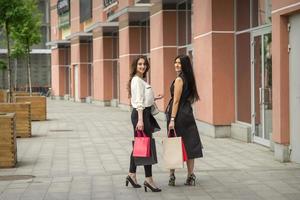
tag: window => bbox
[177,0,192,54]
[236,33,251,123]
[252,0,272,27]
[236,0,272,31]
[80,0,92,23]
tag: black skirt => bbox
[131,107,161,137]
[166,101,203,159]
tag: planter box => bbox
[0,90,8,103]
[0,113,17,168]
[0,103,31,138]
[15,96,46,121]
[13,92,40,102]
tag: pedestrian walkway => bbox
[0,99,300,200]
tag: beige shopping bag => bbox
[162,136,184,169]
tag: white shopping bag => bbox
[162,136,184,169]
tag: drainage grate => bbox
[0,175,35,181]
[49,129,73,132]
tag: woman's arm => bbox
[136,109,144,130]
[133,78,145,130]
[169,77,183,130]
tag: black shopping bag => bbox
[132,138,157,166]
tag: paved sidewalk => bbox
[0,99,300,200]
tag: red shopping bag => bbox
[133,131,150,157]
[182,139,188,162]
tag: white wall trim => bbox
[150,10,177,18]
[119,26,141,32]
[71,62,93,65]
[194,31,235,40]
[150,45,177,51]
[93,58,119,62]
[119,54,141,58]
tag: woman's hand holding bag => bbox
[133,131,150,157]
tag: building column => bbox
[51,47,69,99]
[118,14,143,108]
[193,0,235,138]
[93,27,114,106]
[150,5,177,112]
[70,37,89,102]
[271,9,291,162]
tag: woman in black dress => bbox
[126,55,163,192]
[166,55,203,186]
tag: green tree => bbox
[0,0,24,102]
[12,0,42,95]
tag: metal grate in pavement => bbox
[49,129,73,132]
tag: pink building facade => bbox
[48,0,300,163]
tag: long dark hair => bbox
[175,55,199,103]
[127,55,150,98]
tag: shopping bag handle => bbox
[168,129,177,137]
[136,130,147,137]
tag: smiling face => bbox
[174,58,182,73]
[136,58,147,76]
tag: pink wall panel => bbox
[272,0,300,11]
[119,28,129,56]
[93,60,102,100]
[193,36,213,123]
[150,12,163,48]
[212,0,234,30]
[212,34,235,125]
[193,0,212,36]
[119,56,131,105]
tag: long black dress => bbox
[166,74,203,159]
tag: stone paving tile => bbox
[1,100,300,200]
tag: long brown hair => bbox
[127,55,150,98]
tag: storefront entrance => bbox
[251,27,272,146]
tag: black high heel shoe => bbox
[144,181,162,192]
[125,175,141,188]
[168,173,176,186]
[184,173,196,186]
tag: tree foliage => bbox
[0,0,25,101]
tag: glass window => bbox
[178,9,187,46]
[30,54,51,87]
[32,26,49,49]
[80,0,92,23]
[0,31,6,49]
[0,54,7,89]
[38,0,47,24]
[236,33,251,123]
[59,12,70,28]
[112,35,119,59]
[252,0,272,27]
[141,21,150,55]
[177,0,191,51]
[236,0,251,31]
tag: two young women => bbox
[126,55,203,192]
